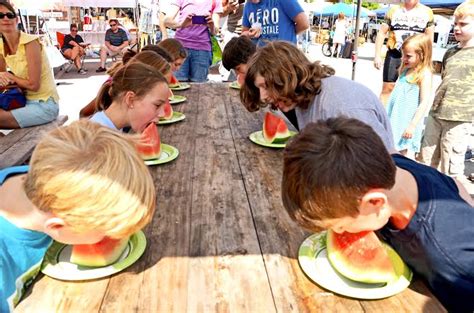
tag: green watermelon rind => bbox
[326,231,399,284]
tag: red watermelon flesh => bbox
[136,123,161,160]
[70,237,129,267]
[262,112,290,143]
[160,101,174,120]
[326,230,397,284]
[169,75,179,88]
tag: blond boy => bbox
[0,120,156,312]
[282,117,474,312]
[420,0,474,178]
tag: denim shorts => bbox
[11,97,59,128]
[174,48,212,82]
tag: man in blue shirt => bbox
[96,19,129,72]
[241,0,309,46]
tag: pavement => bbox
[49,42,474,197]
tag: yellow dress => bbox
[0,32,59,103]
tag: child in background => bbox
[281,117,474,312]
[0,120,156,312]
[158,38,188,72]
[90,62,169,132]
[420,0,474,179]
[385,33,433,157]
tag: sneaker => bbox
[96,67,106,73]
[78,68,87,75]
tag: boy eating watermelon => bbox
[0,120,156,312]
[281,117,474,312]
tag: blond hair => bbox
[24,120,156,239]
[454,0,474,18]
[400,33,433,84]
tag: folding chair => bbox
[56,32,86,73]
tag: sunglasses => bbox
[109,23,117,27]
[0,12,16,19]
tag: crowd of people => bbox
[0,0,473,312]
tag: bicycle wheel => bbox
[322,42,332,57]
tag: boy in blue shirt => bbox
[281,117,474,312]
[0,120,156,312]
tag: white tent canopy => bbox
[61,0,136,8]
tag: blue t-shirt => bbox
[379,155,474,312]
[104,28,128,47]
[0,166,53,313]
[242,0,304,45]
[89,111,120,131]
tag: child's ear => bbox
[44,217,66,235]
[359,189,387,216]
[124,91,136,109]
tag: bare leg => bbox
[0,109,20,128]
[99,46,108,68]
[379,82,395,107]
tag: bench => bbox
[0,115,68,169]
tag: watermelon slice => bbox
[70,237,129,267]
[326,230,397,284]
[169,75,180,88]
[159,101,174,120]
[136,123,161,160]
[262,112,291,144]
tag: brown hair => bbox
[338,12,345,20]
[70,23,78,31]
[96,62,167,112]
[282,117,396,232]
[158,38,187,61]
[240,41,335,112]
[399,33,433,84]
[106,49,137,76]
[142,44,173,63]
[0,1,18,55]
[130,50,171,76]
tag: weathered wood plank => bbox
[224,85,446,312]
[0,115,68,169]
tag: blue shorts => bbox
[11,97,59,128]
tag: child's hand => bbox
[402,124,416,139]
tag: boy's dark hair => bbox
[282,117,396,232]
[142,44,173,63]
[70,23,78,31]
[222,36,256,71]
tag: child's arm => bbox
[454,179,474,206]
[402,71,433,139]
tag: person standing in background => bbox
[163,0,223,82]
[373,0,434,106]
[241,0,309,46]
[332,12,346,58]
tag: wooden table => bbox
[0,115,68,169]
[15,84,445,312]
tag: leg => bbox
[0,109,20,128]
[99,46,108,68]
[441,120,471,177]
[5,98,59,128]
[380,82,395,107]
[381,49,401,106]
[189,49,212,83]
[419,114,442,168]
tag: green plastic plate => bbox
[298,231,413,300]
[157,111,186,125]
[170,82,191,91]
[248,130,297,148]
[144,144,179,166]
[229,81,241,90]
[41,231,147,281]
[169,95,187,105]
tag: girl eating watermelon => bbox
[89,62,170,133]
